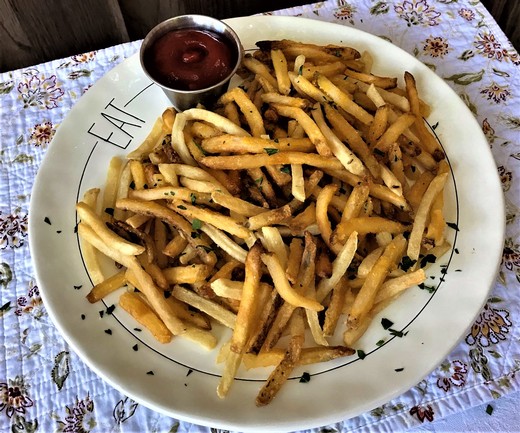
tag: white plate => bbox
[29,16,505,432]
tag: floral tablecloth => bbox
[1,1,519,432]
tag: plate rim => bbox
[28,15,506,432]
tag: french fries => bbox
[76,38,450,406]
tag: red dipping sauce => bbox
[144,28,236,91]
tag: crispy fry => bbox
[119,291,173,343]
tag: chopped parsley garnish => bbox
[104,329,112,335]
[254,177,263,186]
[298,65,303,75]
[280,165,291,174]
[99,310,104,318]
[394,367,404,372]
[132,344,138,351]
[381,318,394,330]
[376,339,385,347]
[146,370,154,375]
[486,404,494,416]
[357,350,367,360]
[418,283,436,294]
[264,148,279,156]
[163,290,172,299]
[299,372,311,383]
[104,207,115,216]
[420,254,437,268]
[191,218,202,230]
[74,285,82,290]
[431,121,439,130]
[190,193,197,205]
[44,217,51,225]
[400,256,416,272]
[186,369,193,377]
[177,205,187,210]
[81,314,86,320]
[447,222,459,231]
[389,328,407,338]
[134,328,142,332]
[106,304,116,315]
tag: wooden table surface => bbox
[0,0,518,72]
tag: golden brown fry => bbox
[348,234,407,328]
[119,291,173,343]
[200,152,344,171]
[86,270,126,303]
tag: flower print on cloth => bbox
[17,71,64,109]
[333,1,357,24]
[458,8,475,21]
[0,212,28,249]
[394,0,440,27]
[422,36,451,58]
[502,238,520,274]
[482,118,497,144]
[0,376,34,419]
[474,32,520,65]
[498,166,513,192]
[56,394,96,433]
[15,281,44,319]
[480,82,511,104]
[28,121,56,147]
[465,304,512,347]
[436,360,468,392]
[409,405,435,423]
[71,51,96,64]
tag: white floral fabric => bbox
[0,1,518,432]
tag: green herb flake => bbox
[299,372,311,383]
[394,367,404,372]
[104,329,112,335]
[73,285,82,290]
[190,193,197,205]
[418,283,436,294]
[420,254,437,268]
[44,217,52,225]
[399,256,416,272]
[486,404,494,416]
[298,65,304,76]
[104,207,115,216]
[177,205,187,210]
[146,370,154,375]
[192,218,202,230]
[381,318,394,330]
[106,304,116,315]
[133,344,139,351]
[264,148,279,156]
[376,339,385,347]
[280,165,291,174]
[357,349,367,360]
[447,222,460,231]
[389,328,407,338]
[254,177,263,186]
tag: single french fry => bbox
[86,270,126,303]
[119,291,173,343]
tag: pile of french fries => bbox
[77,39,451,406]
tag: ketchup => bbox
[144,28,235,91]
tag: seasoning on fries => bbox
[76,38,449,406]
